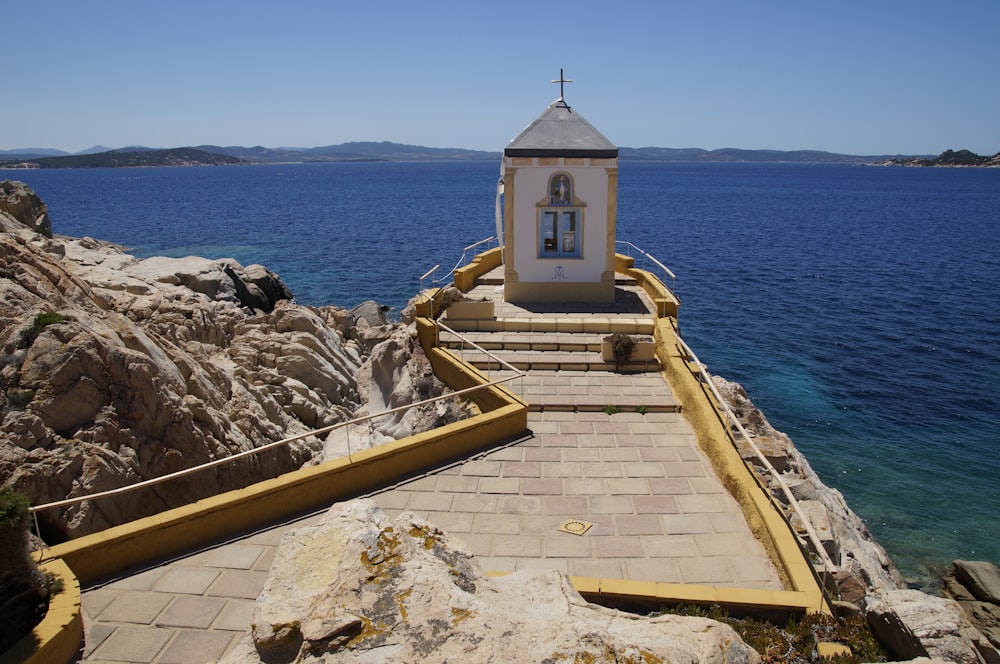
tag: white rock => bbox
[221,499,760,664]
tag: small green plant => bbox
[7,388,36,408]
[636,405,648,415]
[0,486,29,529]
[45,570,64,596]
[606,332,636,370]
[17,311,68,348]
[603,404,621,415]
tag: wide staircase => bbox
[438,269,680,413]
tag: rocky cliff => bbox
[0,181,461,541]
[714,376,1000,663]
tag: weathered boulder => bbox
[0,180,51,238]
[866,589,1000,664]
[349,299,389,329]
[322,326,473,460]
[955,561,1000,605]
[221,499,761,664]
[945,561,1000,652]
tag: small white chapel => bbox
[501,70,619,303]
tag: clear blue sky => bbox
[4,0,998,155]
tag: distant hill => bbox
[0,147,246,169]
[4,141,988,168]
[197,141,501,163]
[0,148,69,159]
[618,147,918,163]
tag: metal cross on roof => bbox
[552,68,573,101]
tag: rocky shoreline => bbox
[0,180,466,541]
[712,377,1000,661]
[3,179,999,661]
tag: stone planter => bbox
[445,299,495,320]
[601,335,656,364]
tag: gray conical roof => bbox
[505,99,618,158]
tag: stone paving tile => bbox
[253,546,277,571]
[675,493,731,513]
[155,596,226,629]
[649,478,693,495]
[517,557,569,573]
[97,591,173,624]
[206,569,269,600]
[89,625,174,662]
[502,461,541,477]
[81,623,116,659]
[157,629,236,664]
[543,495,588,514]
[211,598,256,631]
[640,535,700,558]
[633,495,679,514]
[152,567,222,595]
[203,544,264,570]
[562,448,603,462]
[663,514,714,534]
[564,478,605,495]
[406,491,455,511]
[497,495,542,514]
[484,447,524,461]
[676,557,735,585]
[493,535,542,557]
[523,447,560,461]
[615,515,664,536]
[472,512,520,534]
[424,511,475,532]
[589,495,633,514]
[625,558,683,583]
[570,559,624,578]
[592,537,643,558]
[108,566,166,592]
[478,477,520,494]
[544,534,594,558]
[521,478,563,495]
[82,587,119,620]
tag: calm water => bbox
[9,161,999,587]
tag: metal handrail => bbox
[674,334,837,575]
[28,369,524,517]
[420,236,497,290]
[419,264,440,292]
[435,320,526,397]
[616,240,676,291]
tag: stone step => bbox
[440,330,605,353]
[489,369,680,413]
[467,351,660,373]
[441,316,655,335]
[472,274,639,287]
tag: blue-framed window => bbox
[539,209,580,258]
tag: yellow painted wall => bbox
[49,402,526,586]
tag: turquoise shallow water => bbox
[11,160,1000,587]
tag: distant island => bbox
[1,142,997,169]
[872,148,1000,168]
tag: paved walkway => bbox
[77,276,783,663]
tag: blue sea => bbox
[9,160,999,588]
